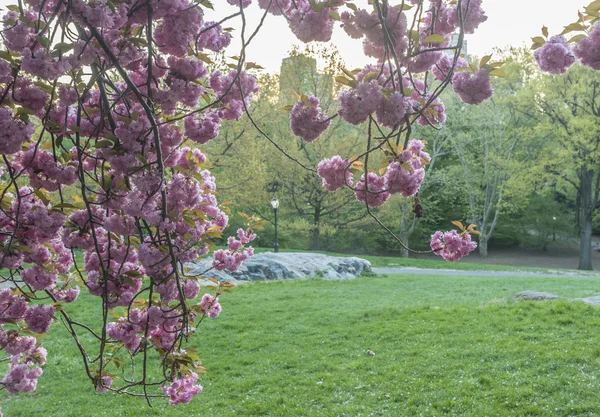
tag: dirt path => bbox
[372,267,600,278]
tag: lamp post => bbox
[271,197,279,253]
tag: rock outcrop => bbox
[186,252,372,285]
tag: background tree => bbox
[532,64,600,269]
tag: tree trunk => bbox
[399,242,409,258]
[578,170,594,270]
[311,205,321,251]
[479,236,489,258]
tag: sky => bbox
[206,0,586,73]
[0,0,585,73]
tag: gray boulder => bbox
[186,252,371,285]
[514,291,561,301]
[514,291,600,306]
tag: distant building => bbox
[448,33,468,58]
[278,55,333,106]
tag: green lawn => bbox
[3,273,600,416]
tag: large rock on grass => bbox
[186,252,371,285]
[514,291,600,306]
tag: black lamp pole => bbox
[271,197,279,253]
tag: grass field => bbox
[3,272,600,416]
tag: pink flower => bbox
[154,5,203,56]
[430,230,477,262]
[184,111,221,144]
[196,21,232,52]
[573,23,600,70]
[385,162,425,197]
[24,304,55,334]
[317,156,353,191]
[446,0,487,34]
[286,0,335,43]
[355,172,390,207]
[96,375,113,393]
[432,55,469,81]
[20,49,72,80]
[0,107,34,155]
[163,372,203,405]
[21,266,57,291]
[106,318,142,351]
[375,92,408,129]
[0,290,28,324]
[290,96,331,142]
[2,363,43,394]
[338,80,383,125]
[258,0,291,15]
[452,69,493,105]
[534,36,576,74]
[198,294,222,319]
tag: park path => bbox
[372,267,600,279]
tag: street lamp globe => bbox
[271,197,280,253]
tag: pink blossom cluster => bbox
[0,108,34,155]
[0,289,52,394]
[290,96,331,142]
[534,36,576,74]
[213,228,256,272]
[15,148,78,192]
[210,70,259,120]
[430,230,477,262]
[106,306,186,352]
[355,172,390,207]
[573,23,600,70]
[198,294,222,319]
[432,55,469,81]
[341,8,408,60]
[452,69,494,105]
[338,80,383,125]
[317,156,353,191]
[385,140,430,197]
[163,372,203,406]
[286,0,335,43]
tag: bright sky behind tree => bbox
[205,0,584,73]
[0,0,584,73]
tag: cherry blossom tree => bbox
[3,0,595,410]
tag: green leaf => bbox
[0,50,13,62]
[198,0,214,9]
[560,23,586,35]
[53,42,73,54]
[334,76,358,88]
[568,34,587,43]
[35,35,50,49]
[245,62,264,70]
[489,68,507,78]
[34,189,51,206]
[479,54,492,68]
[542,26,549,38]
[94,140,114,148]
[328,10,340,20]
[423,34,447,44]
[531,36,546,44]
[362,72,379,83]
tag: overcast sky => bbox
[207,0,585,73]
[0,0,585,73]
